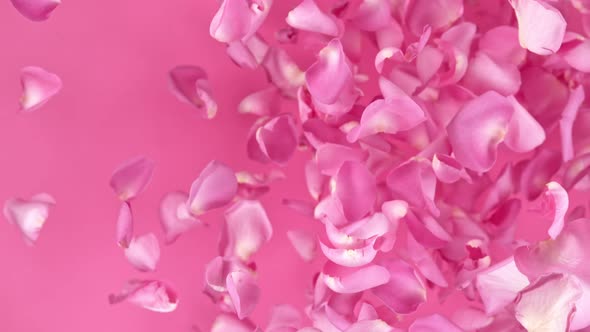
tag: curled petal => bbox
[109,156,155,201]
[515,274,581,332]
[239,86,281,116]
[432,153,471,184]
[11,0,60,21]
[116,202,134,248]
[372,259,426,314]
[124,233,160,272]
[169,65,217,119]
[447,91,514,172]
[226,270,260,319]
[333,161,376,222]
[227,34,269,69]
[511,0,566,55]
[205,256,248,293]
[220,200,273,261]
[504,96,546,153]
[320,238,378,267]
[262,47,305,98]
[475,257,530,315]
[544,182,569,239]
[109,280,178,313]
[305,39,354,104]
[19,66,62,112]
[406,0,463,36]
[560,86,585,162]
[409,314,463,332]
[286,0,340,36]
[407,233,448,287]
[287,230,317,262]
[4,193,55,245]
[322,262,390,294]
[160,191,199,244]
[188,160,237,215]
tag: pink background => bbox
[0,1,325,331]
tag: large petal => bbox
[226,270,260,319]
[475,257,530,315]
[187,160,237,215]
[116,202,134,248]
[220,200,273,261]
[124,233,160,272]
[11,0,60,21]
[333,161,376,222]
[286,0,340,36]
[504,96,546,153]
[447,91,514,172]
[169,65,217,119]
[372,259,426,314]
[461,52,521,97]
[322,262,390,294]
[510,0,567,55]
[253,114,299,165]
[3,193,55,245]
[305,39,354,104]
[160,191,200,244]
[109,280,178,313]
[19,66,62,112]
[109,156,155,201]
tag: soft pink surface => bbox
[0,1,321,331]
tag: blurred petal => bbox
[407,233,448,287]
[109,280,178,313]
[287,230,317,262]
[511,0,566,55]
[333,161,376,222]
[188,160,237,215]
[109,156,155,201]
[3,193,54,245]
[286,0,340,36]
[320,238,378,267]
[250,114,299,165]
[262,47,305,97]
[169,65,217,119]
[226,270,260,319]
[315,143,367,176]
[475,257,530,315]
[211,313,257,332]
[349,0,391,31]
[451,307,493,331]
[11,0,60,21]
[345,320,396,332]
[160,191,199,244]
[239,86,281,116]
[406,0,463,36]
[479,26,526,65]
[116,202,133,248]
[563,152,590,190]
[19,66,62,112]
[210,0,271,42]
[409,314,463,332]
[227,34,269,69]
[125,233,160,272]
[306,39,354,104]
[544,182,569,239]
[505,96,546,153]
[386,158,439,216]
[221,200,273,261]
[372,259,426,314]
[560,86,585,162]
[519,149,562,200]
[322,262,390,294]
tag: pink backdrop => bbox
[0,1,324,330]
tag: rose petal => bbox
[287,230,317,262]
[286,0,340,36]
[19,66,62,112]
[475,257,530,315]
[227,34,269,69]
[160,191,200,244]
[211,314,257,332]
[110,156,155,201]
[315,144,367,176]
[479,26,527,65]
[305,39,354,104]
[345,320,396,332]
[372,259,426,314]
[407,232,448,287]
[3,193,55,245]
[322,262,390,294]
[320,238,378,268]
[116,202,134,248]
[432,153,471,184]
[124,233,160,272]
[451,307,493,331]
[511,0,567,55]
[187,160,237,215]
[333,161,376,222]
[386,158,439,217]
[544,181,569,239]
[262,47,305,98]
[169,65,217,119]
[409,314,463,332]
[109,280,178,313]
[504,96,546,153]
[11,0,60,21]
[226,270,260,319]
[462,51,521,97]
[560,86,585,162]
[406,0,463,36]
[210,0,271,43]
[239,86,281,116]
[250,114,299,165]
[519,149,562,200]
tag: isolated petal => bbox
[3,194,54,245]
[188,160,237,215]
[109,280,178,313]
[333,161,376,222]
[110,156,155,201]
[322,262,390,294]
[11,0,60,21]
[511,0,567,55]
[169,65,217,119]
[475,257,530,315]
[19,66,62,112]
[124,233,160,272]
[226,270,260,319]
[372,259,426,314]
[160,191,199,244]
[287,230,317,262]
[116,202,133,248]
[286,0,340,36]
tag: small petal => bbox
[116,202,134,248]
[511,0,567,55]
[124,233,160,272]
[110,156,155,201]
[187,160,237,215]
[11,0,60,21]
[238,86,281,116]
[109,280,178,313]
[560,86,585,162]
[287,230,317,262]
[3,193,55,245]
[372,259,426,314]
[169,65,217,119]
[333,161,376,222]
[305,39,354,104]
[226,270,260,319]
[286,0,340,36]
[19,66,62,112]
[160,191,199,244]
[475,257,530,315]
[322,262,390,294]
[409,314,463,332]
[320,238,378,267]
[544,181,569,239]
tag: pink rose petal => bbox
[169,65,218,119]
[406,0,463,36]
[116,202,133,248]
[372,259,427,314]
[160,191,200,244]
[322,262,390,294]
[226,270,260,319]
[19,66,62,112]
[187,160,237,215]
[333,160,376,222]
[109,156,155,201]
[475,257,530,315]
[543,181,569,239]
[409,314,463,332]
[3,193,55,245]
[511,0,567,55]
[560,86,585,162]
[11,0,60,21]
[287,230,317,262]
[124,233,160,272]
[239,86,281,116]
[504,96,546,153]
[211,314,257,332]
[286,0,340,36]
[109,280,178,313]
[320,238,378,268]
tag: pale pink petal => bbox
[407,233,448,287]
[432,153,471,184]
[333,161,376,222]
[226,270,260,319]
[262,47,305,98]
[560,86,585,162]
[406,0,463,36]
[220,200,273,261]
[236,169,285,199]
[305,39,354,104]
[375,19,404,50]
[286,0,340,36]
[372,259,426,314]
[19,66,62,112]
[211,313,257,332]
[315,143,367,176]
[544,181,569,239]
[475,257,530,315]
[287,230,317,262]
[349,0,391,31]
[347,96,425,142]
[322,262,390,294]
[250,114,299,165]
[315,196,348,227]
[409,314,463,332]
[11,0,60,21]
[451,307,493,331]
[515,274,581,332]
[320,238,378,268]
[345,320,396,332]
[511,0,567,55]
[282,199,315,217]
[204,256,248,293]
[386,158,439,217]
[561,39,590,72]
[267,304,302,331]
[210,0,271,43]
[461,52,521,97]
[403,210,452,249]
[110,157,155,201]
[187,160,237,215]
[239,86,281,116]
[169,65,217,119]
[124,233,160,272]
[480,164,514,213]
[3,193,54,245]
[227,34,269,69]
[504,96,546,153]
[479,26,527,65]
[160,191,199,244]
[447,91,514,172]
[116,202,134,248]
[109,280,178,313]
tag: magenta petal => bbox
[160,191,199,244]
[320,238,378,268]
[3,193,55,245]
[560,86,585,162]
[11,0,60,21]
[226,270,260,319]
[305,39,354,104]
[372,259,426,314]
[475,257,530,315]
[286,0,340,36]
[109,280,178,313]
[511,0,567,55]
[211,314,257,332]
[544,181,569,239]
[447,91,514,172]
[504,96,546,153]
[322,262,390,294]
[409,314,463,332]
[169,65,217,119]
[334,161,376,222]
[239,86,281,116]
[124,233,160,272]
[287,230,317,262]
[515,274,581,332]
[187,160,237,215]
[116,202,134,248]
[109,156,155,201]
[220,200,273,261]
[19,66,62,112]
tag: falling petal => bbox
[3,193,55,245]
[287,230,317,262]
[239,86,281,116]
[305,39,354,104]
[409,314,464,332]
[432,153,471,184]
[333,161,376,222]
[19,66,62,112]
[504,96,546,153]
[169,65,218,119]
[250,114,299,165]
[372,259,427,314]
[116,202,134,248]
[511,0,567,55]
[286,0,340,36]
[109,280,178,313]
[320,238,378,267]
[124,233,160,272]
[11,0,60,21]
[109,156,155,201]
[160,191,200,244]
[544,181,569,239]
[560,86,585,162]
[406,0,463,36]
[187,160,237,215]
[475,257,530,315]
[322,262,390,294]
[226,270,260,319]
